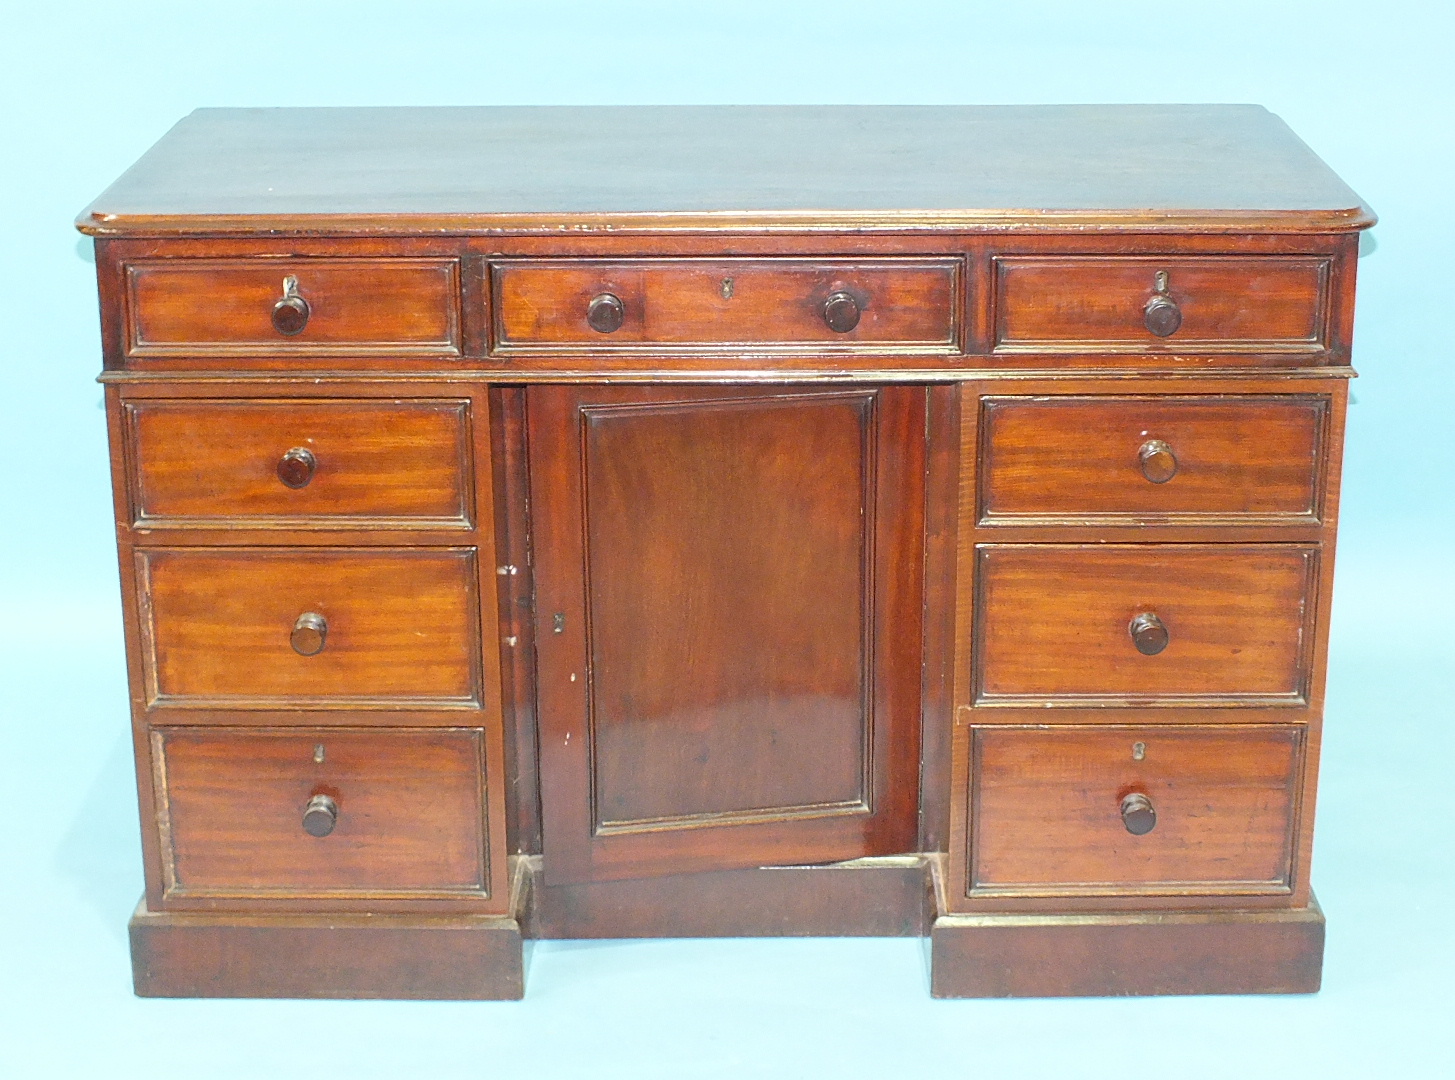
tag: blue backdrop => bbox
[2,2,1450,1076]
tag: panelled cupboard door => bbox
[528,385,924,885]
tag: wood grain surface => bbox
[124,398,474,527]
[931,899,1324,997]
[154,727,489,902]
[125,257,461,356]
[79,103,1374,1000]
[994,255,1329,351]
[79,106,1371,235]
[493,258,958,350]
[528,384,923,884]
[966,724,1301,897]
[130,903,524,998]
[977,393,1328,526]
[973,544,1317,705]
[137,547,482,707]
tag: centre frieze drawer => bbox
[971,544,1319,707]
[963,724,1303,899]
[491,257,960,352]
[151,727,491,906]
[135,547,483,709]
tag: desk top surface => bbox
[79,105,1373,236]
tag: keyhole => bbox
[721,278,734,299]
[1132,741,1146,761]
[313,743,325,764]
[552,613,566,634]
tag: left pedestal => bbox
[129,899,526,1000]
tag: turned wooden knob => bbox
[291,612,328,656]
[277,447,317,489]
[1143,270,1181,337]
[302,793,338,837]
[586,292,625,333]
[822,291,862,333]
[1129,612,1169,655]
[272,275,311,336]
[1138,439,1178,483]
[1121,792,1157,835]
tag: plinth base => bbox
[930,895,1325,998]
[129,901,525,1000]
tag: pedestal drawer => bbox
[135,547,483,708]
[123,398,474,528]
[976,394,1329,526]
[972,544,1318,706]
[964,724,1302,899]
[152,727,489,904]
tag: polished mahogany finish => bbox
[79,105,1371,1000]
[491,258,958,352]
[975,392,1330,527]
[123,257,462,358]
[963,725,1301,899]
[993,255,1330,353]
[931,901,1325,997]
[971,544,1317,705]
[151,727,491,905]
[527,384,923,884]
[123,397,475,528]
[130,903,525,999]
[136,547,483,707]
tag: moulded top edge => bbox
[75,205,1378,238]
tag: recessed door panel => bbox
[529,385,924,884]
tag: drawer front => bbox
[123,398,474,528]
[124,258,462,357]
[136,548,482,708]
[973,544,1317,706]
[977,394,1329,526]
[993,255,1329,353]
[966,725,1301,898]
[153,727,488,902]
[492,258,959,352]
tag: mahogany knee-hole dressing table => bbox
[77,105,1373,998]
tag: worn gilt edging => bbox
[76,207,1378,237]
[97,367,1361,385]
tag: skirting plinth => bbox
[930,894,1325,998]
[129,901,525,1000]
